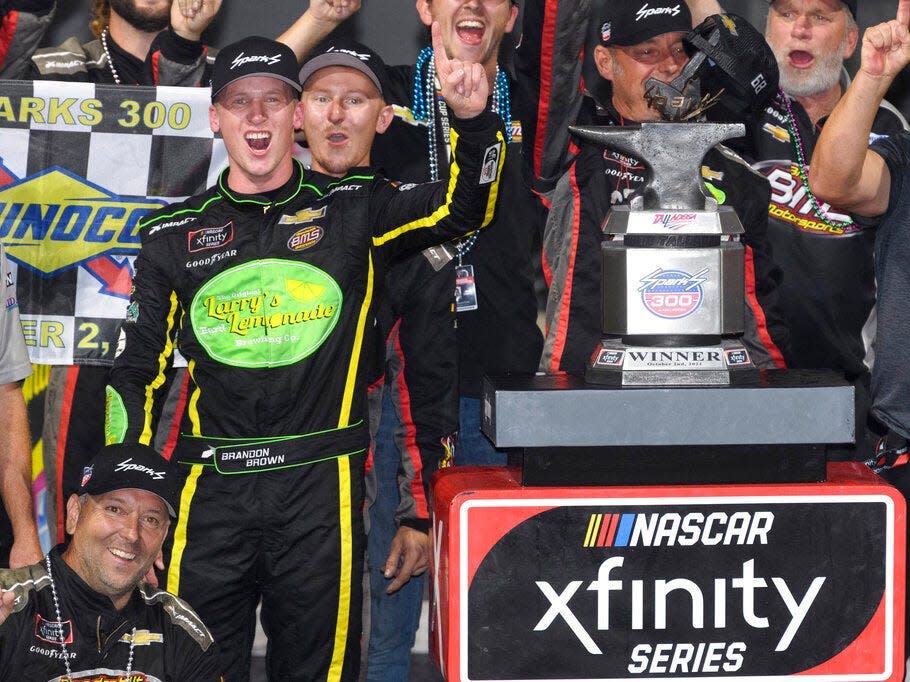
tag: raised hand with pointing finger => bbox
[432,21,489,120]
[859,0,910,81]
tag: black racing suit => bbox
[740,85,908,457]
[0,546,222,681]
[540,101,790,373]
[366,62,543,525]
[105,110,505,681]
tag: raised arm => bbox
[432,21,488,120]
[171,0,222,43]
[277,0,361,62]
[809,0,910,217]
[686,0,723,25]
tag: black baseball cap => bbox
[599,1,692,47]
[766,0,856,19]
[79,444,180,518]
[210,36,302,103]
[298,38,389,98]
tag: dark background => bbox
[42,1,910,115]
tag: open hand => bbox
[432,22,489,120]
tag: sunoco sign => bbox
[460,496,898,680]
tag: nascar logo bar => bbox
[430,122,907,681]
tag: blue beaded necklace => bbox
[412,47,511,261]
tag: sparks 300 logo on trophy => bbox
[638,267,707,319]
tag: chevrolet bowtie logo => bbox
[278,206,327,225]
[122,629,164,646]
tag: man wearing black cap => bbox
[106,31,504,681]
[0,443,222,681]
[537,2,789,375]
[747,0,909,460]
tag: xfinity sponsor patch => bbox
[35,614,73,645]
[188,222,233,253]
[592,349,624,367]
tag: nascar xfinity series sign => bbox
[433,472,903,681]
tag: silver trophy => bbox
[576,121,752,386]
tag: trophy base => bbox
[585,337,753,386]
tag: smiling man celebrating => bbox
[0,443,222,681]
[105,30,504,681]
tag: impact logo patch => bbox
[0,167,165,277]
[287,226,324,252]
[35,613,74,644]
[638,267,707,319]
[188,223,233,253]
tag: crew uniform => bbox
[541,100,791,373]
[0,546,221,681]
[106,108,505,680]
[743,82,908,455]
[27,26,215,84]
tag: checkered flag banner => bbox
[0,79,228,365]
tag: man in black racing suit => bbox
[105,35,505,682]
[0,444,222,681]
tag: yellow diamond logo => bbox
[0,167,165,275]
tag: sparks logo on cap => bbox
[115,457,166,480]
[230,51,282,70]
[326,46,372,62]
[80,465,94,488]
[638,267,707,319]
[635,2,682,22]
[601,21,612,42]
